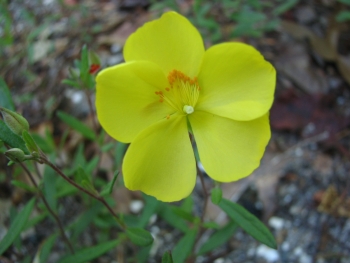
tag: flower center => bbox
[155,70,200,116]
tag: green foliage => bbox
[336,10,350,22]
[126,227,154,246]
[0,120,28,154]
[0,77,14,110]
[150,0,300,41]
[100,171,119,197]
[57,111,96,140]
[172,228,198,263]
[0,198,36,255]
[162,251,174,263]
[11,180,37,193]
[211,186,222,205]
[0,1,14,47]
[219,198,277,249]
[57,239,122,263]
[22,130,40,154]
[198,221,237,255]
[38,234,58,263]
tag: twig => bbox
[39,156,126,230]
[18,162,75,254]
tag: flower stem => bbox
[196,163,208,222]
[18,162,75,254]
[39,157,126,230]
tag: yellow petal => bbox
[124,12,205,78]
[96,61,173,143]
[196,43,276,121]
[189,111,270,182]
[123,114,196,202]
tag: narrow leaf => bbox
[162,251,174,263]
[57,111,95,140]
[126,227,153,247]
[11,180,37,193]
[57,239,120,263]
[0,77,14,110]
[22,130,40,154]
[100,171,119,197]
[172,228,197,263]
[211,187,222,205]
[158,204,188,233]
[198,221,237,255]
[219,199,277,249]
[0,198,36,255]
[137,194,159,228]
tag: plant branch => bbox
[18,162,75,254]
[39,156,126,230]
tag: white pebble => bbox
[256,244,280,262]
[130,200,143,213]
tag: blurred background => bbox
[1,0,350,262]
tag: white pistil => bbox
[183,105,194,114]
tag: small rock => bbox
[268,216,285,230]
[256,244,280,262]
[130,200,143,213]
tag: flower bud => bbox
[0,107,29,135]
[5,148,27,162]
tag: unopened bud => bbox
[0,107,29,135]
[5,148,27,162]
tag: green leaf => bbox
[126,227,154,246]
[273,0,299,15]
[0,198,36,255]
[30,133,55,154]
[61,79,81,88]
[85,156,99,174]
[158,204,188,233]
[336,10,350,22]
[57,111,95,140]
[75,166,96,193]
[198,221,237,255]
[180,195,193,213]
[0,77,14,110]
[219,199,277,249]
[172,228,197,263]
[136,244,152,263]
[211,187,222,205]
[137,194,159,228]
[22,130,40,154]
[114,141,128,170]
[0,121,28,153]
[162,251,174,263]
[38,234,58,263]
[57,239,121,263]
[171,207,196,222]
[202,221,220,229]
[70,202,102,240]
[43,165,57,213]
[11,180,37,193]
[100,171,119,197]
[24,212,48,230]
[338,0,350,5]
[80,45,89,85]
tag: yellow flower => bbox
[96,12,276,202]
